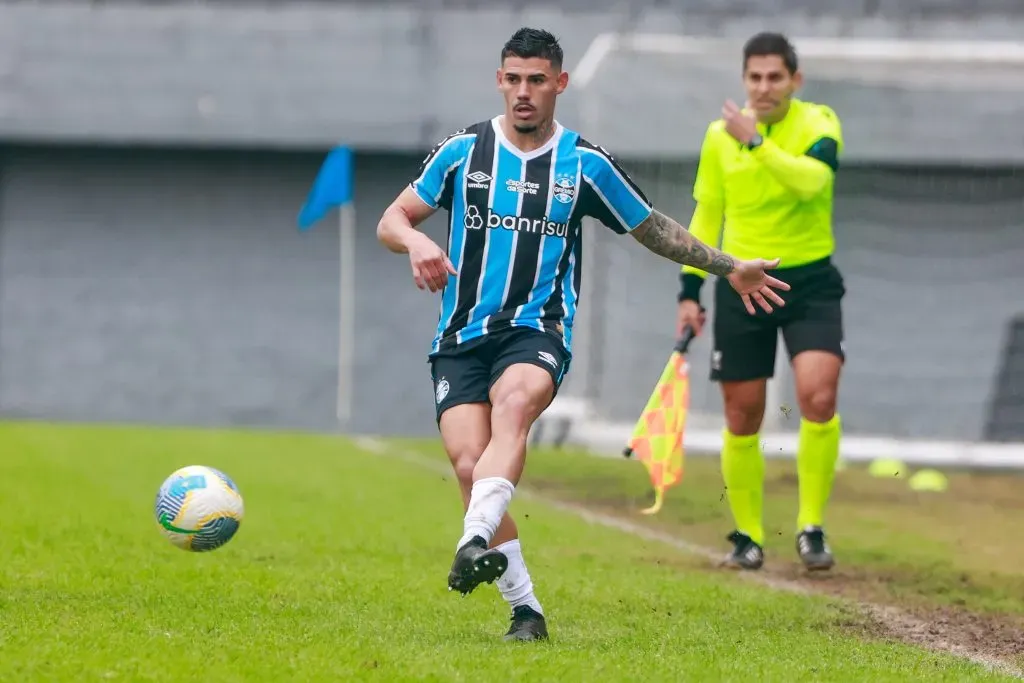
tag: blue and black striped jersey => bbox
[410,117,653,357]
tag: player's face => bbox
[743,55,802,119]
[497,57,568,133]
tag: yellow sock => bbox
[720,429,765,545]
[797,413,842,530]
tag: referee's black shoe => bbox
[504,605,549,642]
[447,536,508,596]
[796,526,835,571]
[720,530,764,570]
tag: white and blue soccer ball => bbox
[154,465,244,552]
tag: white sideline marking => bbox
[352,437,1023,678]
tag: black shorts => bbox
[428,327,571,424]
[710,256,845,383]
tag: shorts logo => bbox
[537,351,558,369]
[435,377,450,404]
[711,350,722,371]
[552,174,576,204]
[467,171,491,190]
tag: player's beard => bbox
[513,117,552,140]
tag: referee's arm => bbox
[748,136,839,201]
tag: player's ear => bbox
[556,70,569,93]
[791,69,804,91]
[496,68,503,88]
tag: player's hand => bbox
[726,258,790,315]
[406,233,457,293]
[677,300,706,338]
[722,99,758,145]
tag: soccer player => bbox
[676,32,845,572]
[376,27,790,641]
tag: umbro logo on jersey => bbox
[466,171,491,190]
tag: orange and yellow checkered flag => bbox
[623,328,695,515]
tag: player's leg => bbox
[447,362,552,593]
[439,401,545,634]
[438,402,520,554]
[432,351,515,597]
[448,328,567,639]
[444,331,560,591]
[781,262,846,571]
[711,279,779,570]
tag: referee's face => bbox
[743,54,802,121]
[498,57,568,134]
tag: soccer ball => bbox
[154,465,244,552]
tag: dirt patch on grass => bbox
[771,564,1024,666]
[526,477,1024,675]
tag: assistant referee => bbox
[677,32,845,572]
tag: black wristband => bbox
[678,273,706,303]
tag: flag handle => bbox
[673,324,698,355]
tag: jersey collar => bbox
[492,116,563,161]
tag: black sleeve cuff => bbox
[678,273,706,303]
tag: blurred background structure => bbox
[1,1,1022,458]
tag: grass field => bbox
[1,421,1021,682]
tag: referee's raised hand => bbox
[407,232,458,293]
[726,258,790,315]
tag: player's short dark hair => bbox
[501,27,563,70]
[743,31,798,74]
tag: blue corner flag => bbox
[297,145,354,232]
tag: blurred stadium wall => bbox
[0,1,1022,445]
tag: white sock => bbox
[457,477,515,549]
[494,539,544,615]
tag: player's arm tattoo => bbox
[631,209,737,277]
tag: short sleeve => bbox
[409,130,472,210]
[692,124,724,206]
[577,142,653,234]
[803,106,843,172]
[813,105,844,155]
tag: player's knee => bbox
[442,432,485,485]
[799,387,837,423]
[724,402,764,436]
[453,456,478,487]
[447,442,485,486]
[491,386,537,432]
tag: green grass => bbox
[419,438,1024,620]
[0,421,1015,682]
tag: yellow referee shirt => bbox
[681,98,843,287]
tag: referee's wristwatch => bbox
[746,133,763,150]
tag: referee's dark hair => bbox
[743,32,798,74]
[502,27,564,70]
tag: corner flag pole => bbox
[297,145,356,428]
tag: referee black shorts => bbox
[710,256,846,383]
[428,327,571,424]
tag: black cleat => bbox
[720,530,764,570]
[504,605,549,642]
[796,526,834,571]
[447,536,508,596]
